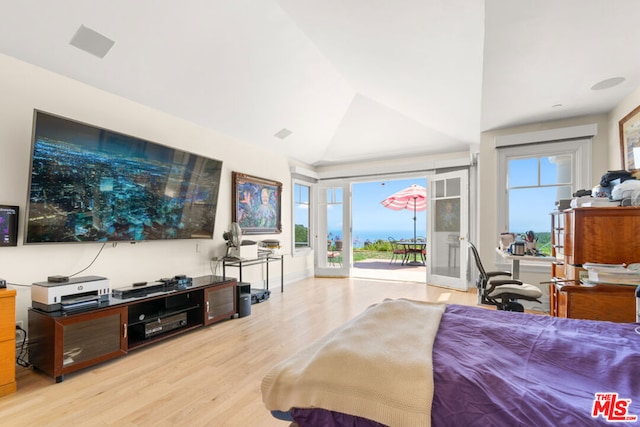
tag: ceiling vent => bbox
[274,128,293,140]
[70,25,115,58]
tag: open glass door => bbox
[427,170,468,290]
[315,183,351,277]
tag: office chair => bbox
[468,242,542,312]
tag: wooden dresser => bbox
[0,289,16,397]
[550,207,639,322]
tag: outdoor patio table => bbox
[397,240,426,266]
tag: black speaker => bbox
[237,282,251,318]
[237,292,251,318]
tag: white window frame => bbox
[496,138,591,270]
[292,179,314,256]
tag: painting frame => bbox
[619,104,640,171]
[232,172,282,235]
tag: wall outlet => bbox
[15,321,23,343]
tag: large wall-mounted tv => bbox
[25,111,223,244]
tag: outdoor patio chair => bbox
[327,240,342,266]
[404,239,426,264]
[405,247,426,263]
[468,241,542,312]
[388,237,407,264]
[327,250,342,266]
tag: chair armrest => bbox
[486,271,512,279]
[486,279,524,294]
[490,279,523,286]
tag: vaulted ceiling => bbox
[1,0,639,166]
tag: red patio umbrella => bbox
[380,184,427,244]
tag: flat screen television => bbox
[25,111,223,243]
[0,205,19,247]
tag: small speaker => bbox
[237,282,251,318]
[237,293,251,318]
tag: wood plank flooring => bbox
[0,277,477,426]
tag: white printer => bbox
[31,276,110,312]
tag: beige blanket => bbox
[261,299,446,427]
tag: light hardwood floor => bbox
[0,277,477,426]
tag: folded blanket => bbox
[261,299,446,427]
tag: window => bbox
[293,182,311,250]
[497,139,591,256]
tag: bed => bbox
[261,299,640,426]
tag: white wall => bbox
[0,53,312,327]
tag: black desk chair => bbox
[468,242,542,312]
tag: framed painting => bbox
[619,104,640,170]
[232,172,282,234]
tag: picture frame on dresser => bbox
[619,104,640,170]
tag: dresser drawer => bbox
[0,291,15,341]
[0,339,15,396]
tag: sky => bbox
[507,155,570,233]
[351,178,427,236]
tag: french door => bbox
[314,183,351,277]
[427,170,469,290]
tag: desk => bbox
[222,255,284,292]
[495,248,555,279]
[398,241,426,266]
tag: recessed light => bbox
[274,128,292,140]
[591,77,625,91]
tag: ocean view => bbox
[329,229,427,248]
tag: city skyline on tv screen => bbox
[26,111,223,243]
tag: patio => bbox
[352,258,426,283]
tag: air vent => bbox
[70,25,115,59]
[274,128,293,140]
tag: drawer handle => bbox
[123,323,127,338]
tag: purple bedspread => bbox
[290,304,640,427]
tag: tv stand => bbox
[28,275,236,382]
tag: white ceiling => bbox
[1,0,639,166]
